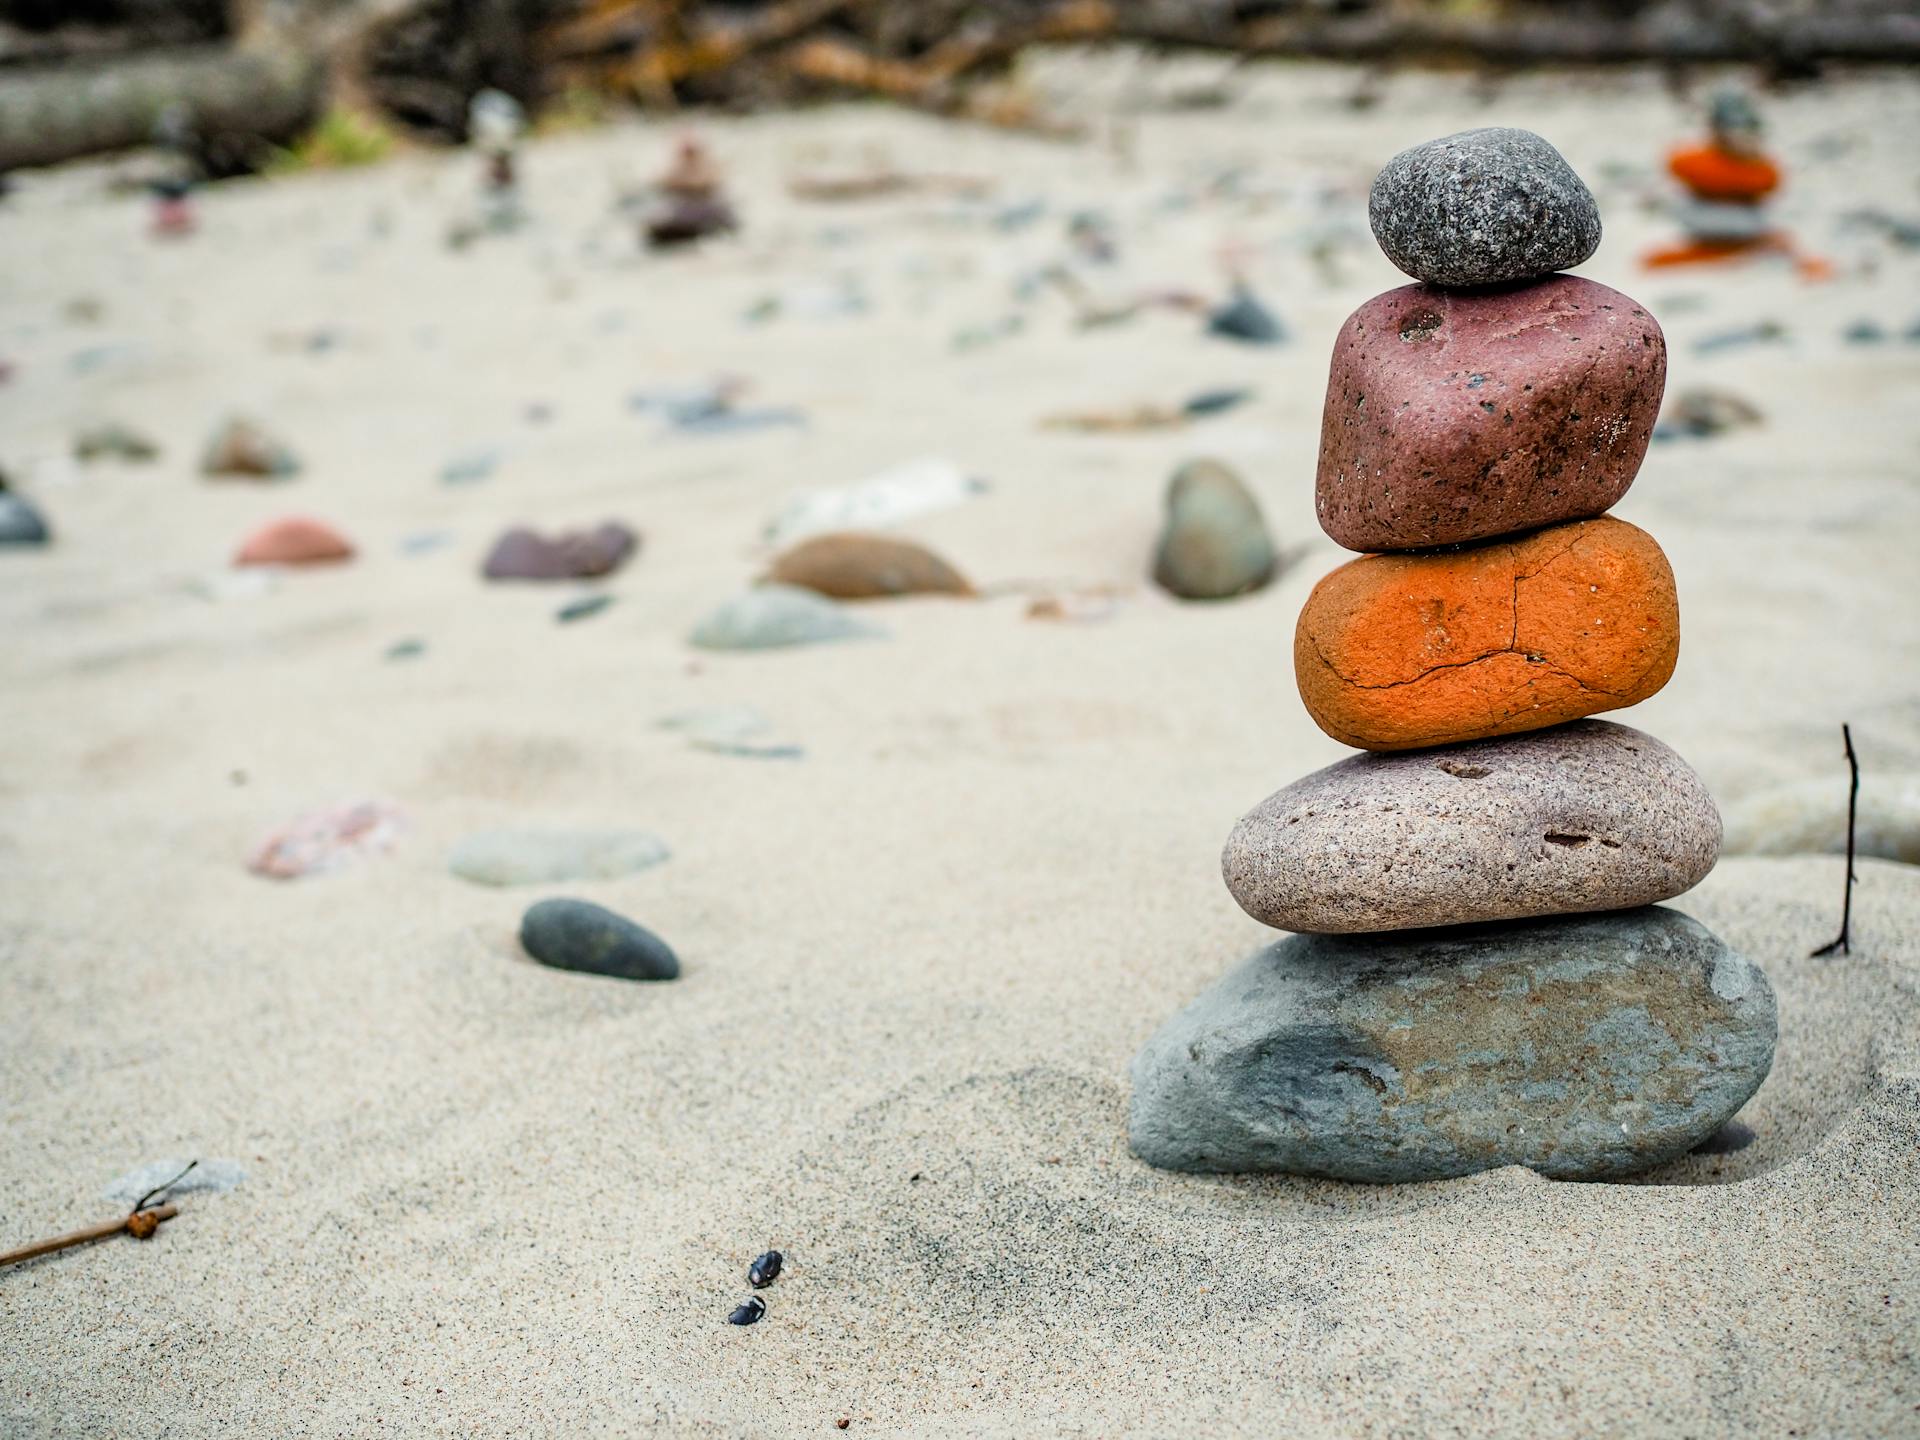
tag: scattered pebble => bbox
[1205,285,1285,345]
[688,585,883,652]
[448,828,670,887]
[385,638,427,661]
[1151,459,1276,601]
[764,458,984,547]
[439,448,501,486]
[0,491,51,547]
[234,516,355,567]
[201,416,301,479]
[764,532,972,600]
[482,522,637,581]
[727,1297,766,1326]
[659,705,803,759]
[556,594,616,624]
[1652,387,1765,442]
[1842,319,1888,346]
[248,801,404,879]
[748,1250,784,1287]
[74,419,160,464]
[518,897,680,981]
[1694,320,1787,355]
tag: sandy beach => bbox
[2,51,1918,1436]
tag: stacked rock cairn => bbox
[1130,129,1778,1183]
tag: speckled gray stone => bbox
[1150,460,1277,601]
[1129,906,1775,1181]
[1224,720,1720,934]
[519,898,679,981]
[1369,128,1601,288]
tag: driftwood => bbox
[0,40,321,173]
[1138,1,1920,68]
[3,0,1919,173]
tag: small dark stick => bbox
[1811,722,1860,957]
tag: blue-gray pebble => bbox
[1130,906,1774,1182]
[519,898,680,981]
[0,493,50,546]
[1369,127,1601,288]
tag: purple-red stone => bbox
[1316,275,1666,553]
[482,522,637,581]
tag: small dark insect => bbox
[748,1250,784,1288]
[727,1296,765,1326]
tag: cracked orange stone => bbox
[1294,516,1678,751]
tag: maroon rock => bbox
[1316,275,1666,553]
[482,522,638,581]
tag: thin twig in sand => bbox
[1810,723,1859,957]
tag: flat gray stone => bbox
[688,584,882,651]
[1151,460,1277,601]
[448,828,669,887]
[1223,720,1721,933]
[1129,906,1776,1182]
[1369,127,1601,288]
[520,898,679,981]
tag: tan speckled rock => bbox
[1294,515,1678,751]
[1223,720,1722,933]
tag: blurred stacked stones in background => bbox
[1131,129,1777,1183]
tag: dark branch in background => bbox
[1810,723,1859,958]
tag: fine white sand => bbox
[1,52,1917,1437]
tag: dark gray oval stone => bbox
[1223,720,1722,933]
[1369,127,1601,287]
[519,898,679,981]
[1129,906,1775,1182]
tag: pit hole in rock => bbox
[1543,832,1592,847]
[1437,760,1492,779]
[1400,312,1444,343]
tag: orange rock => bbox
[234,516,355,567]
[1668,145,1780,203]
[1294,516,1678,751]
[762,532,972,599]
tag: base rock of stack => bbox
[1128,907,1774,1182]
[1223,720,1721,933]
[1295,515,1678,750]
[1317,276,1666,552]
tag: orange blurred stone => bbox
[234,516,354,567]
[1294,516,1677,751]
[1668,146,1780,203]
